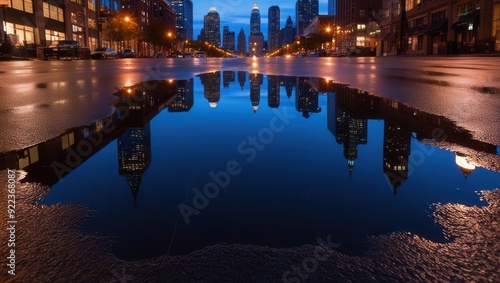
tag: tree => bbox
[105,11,140,48]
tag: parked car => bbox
[183,53,193,58]
[119,49,136,58]
[90,47,117,59]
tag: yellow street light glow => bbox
[125,17,130,22]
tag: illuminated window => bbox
[10,0,33,13]
[5,23,34,45]
[45,29,66,42]
[88,0,96,11]
[61,132,75,150]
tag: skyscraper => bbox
[280,16,295,46]
[200,72,221,108]
[268,6,281,52]
[223,26,236,51]
[296,0,319,36]
[237,28,247,56]
[166,0,193,39]
[383,121,411,194]
[238,71,246,89]
[223,71,235,88]
[168,79,194,112]
[249,2,264,56]
[201,7,220,46]
[328,0,337,16]
[295,77,321,118]
[267,75,280,108]
[118,124,152,207]
[250,73,263,113]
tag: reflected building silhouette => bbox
[267,75,280,108]
[2,74,499,199]
[383,121,411,194]
[223,71,235,88]
[200,72,221,108]
[118,123,152,207]
[250,73,263,113]
[238,71,246,90]
[295,77,321,118]
[283,76,295,99]
[169,79,194,112]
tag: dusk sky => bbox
[192,0,329,42]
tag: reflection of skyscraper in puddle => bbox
[383,121,411,194]
[238,71,246,90]
[223,71,235,88]
[168,79,194,112]
[283,76,295,99]
[250,73,263,113]
[295,77,321,118]
[118,123,152,207]
[328,93,367,178]
[200,72,221,108]
[267,75,280,108]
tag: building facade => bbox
[268,5,281,51]
[222,26,235,51]
[200,7,220,46]
[237,27,246,56]
[0,0,177,56]
[380,0,500,55]
[336,0,382,50]
[281,16,296,46]
[249,2,264,56]
[166,0,193,40]
[328,0,337,16]
[296,0,319,36]
[120,0,176,55]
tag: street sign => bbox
[0,0,10,7]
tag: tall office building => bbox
[237,28,247,56]
[296,0,319,36]
[328,0,337,16]
[223,26,236,51]
[333,107,367,178]
[250,73,263,113]
[249,2,264,56]
[166,0,194,39]
[280,16,296,46]
[268,6,281,52]
[223,71,236,88]
[168,79,194,112]
[200,72,221,108]
[200,7,221,46]
[295,77,321,118]
[238,71,246,89]
[267,75,280,108]
[118,124,152,207]
[383,121,411,194]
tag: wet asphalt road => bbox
[0,56,499,152]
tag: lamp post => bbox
[124,16,130,50]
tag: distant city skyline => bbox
[193,1,329,44]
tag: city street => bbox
[1,56,499,152]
